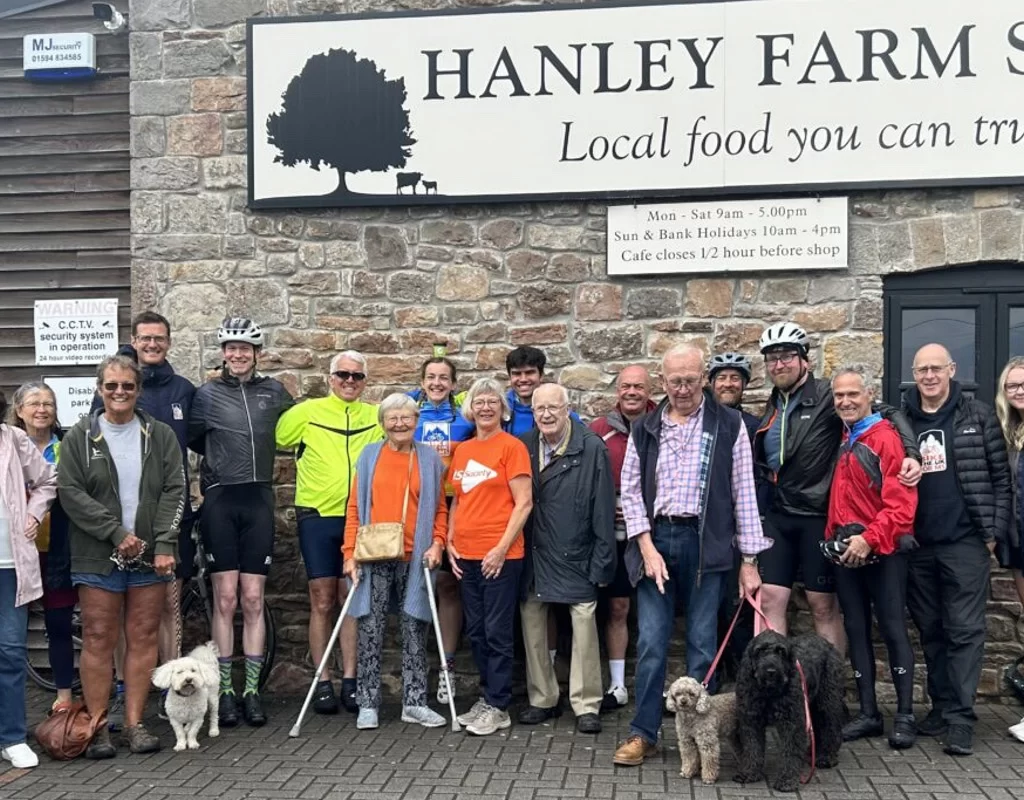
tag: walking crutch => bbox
[423,563,461,732]
[289,579,358,737]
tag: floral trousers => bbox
[355,560,429,710]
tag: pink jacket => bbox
[0,424,57,606]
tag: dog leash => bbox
[700,590,817,786]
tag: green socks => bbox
[219,658,234,695]
[244,655,263,697]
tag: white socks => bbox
[549,649,557,666]
[608,659,625,688]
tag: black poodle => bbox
[733,631,845,793]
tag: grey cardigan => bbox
[347,441,445,622]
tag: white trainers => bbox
[356,708,379,730]
[402,705,446,728]
[457,698,487,727]
[1009,717,1024,743]
[466,704,511,736]
[1,743,39,769]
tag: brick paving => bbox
[4,688,1024,800]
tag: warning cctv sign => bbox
[34,298,118,366]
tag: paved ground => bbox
[4,687,1024,800]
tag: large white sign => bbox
[44,377,97,427]
[248,0,1024,208]
[608,197,848,275]
[34,298,118,366]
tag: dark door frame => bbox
[883,264,1024,405]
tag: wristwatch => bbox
[741,555,758,566]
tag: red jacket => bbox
[589,401,657,490]
[826,415,918,555]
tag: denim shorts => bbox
[71,569,172,593]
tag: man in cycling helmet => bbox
[708,352,758,441]
[753,322,921,648]
[188,317,295,728]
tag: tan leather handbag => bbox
[34,702,107,760]
[354,449,414,563]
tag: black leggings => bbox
[835,554,914,715]
[44,606,76,691]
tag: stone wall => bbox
[127,0,1024,699]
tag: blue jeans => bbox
[630,519,724,744]
[459,558,523,711]
[0,569,29,746]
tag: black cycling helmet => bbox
[708,352,752,384]
[819,523,879,568]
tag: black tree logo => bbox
[266,48,416,197]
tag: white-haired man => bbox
[518,383,616,734]
[276,351,383,715]
[613,345,772,766]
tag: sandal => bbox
[50,698,73,715]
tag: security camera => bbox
[92,3,126,32]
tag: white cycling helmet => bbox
[217,317,264,347]
[709,352,752,383]
[759,322,809,355]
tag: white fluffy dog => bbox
[152,641,221,751]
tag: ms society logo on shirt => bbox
[918,429,948,474]
[452,459,497,491]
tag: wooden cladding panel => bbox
[0,0,130,401]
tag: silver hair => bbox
[377,392,419,426]
[96,354,142,387]
[461,377,511,424]
[330,350,368,375]
[6,381,60,432]
[831,364,878,395]
[662,343,705,371]
[533,382,569,406]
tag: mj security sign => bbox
[248,0,1024,209]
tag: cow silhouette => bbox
[422,180,437,194]
[396,171,422,194]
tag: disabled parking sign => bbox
[34,298,118,366]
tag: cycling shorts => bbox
[759,511,834,593]
[200,484,275,576]
[175,511,197,582]
[296,509,344,580]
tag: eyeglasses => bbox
[384,414,417,426]
[102,382,137,393]
[1006,382,1024,395]
[135,335,168,345]
[532,403,567,416]
[665,377,702,392]
[333,370,366,382]
[23,401,56,410]
[765,352,800,367]
[912,363,951,377]
[471,398,501,409]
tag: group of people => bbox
[0,309,1021,769]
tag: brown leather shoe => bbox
[613,735,657,766]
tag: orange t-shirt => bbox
[343,447,448,561]
[449,432,531,560]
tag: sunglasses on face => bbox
[102,382,137,393]
[333,370,366,383]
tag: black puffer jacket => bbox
[188,369,294,490]
[903,383,1012,557]
[755,375,921,517]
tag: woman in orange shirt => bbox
[446,378,533,737]
[343,394,448,731]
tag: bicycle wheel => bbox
[179,581,276,690]
[26,604,83,693]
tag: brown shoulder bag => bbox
[34,702,107,760]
